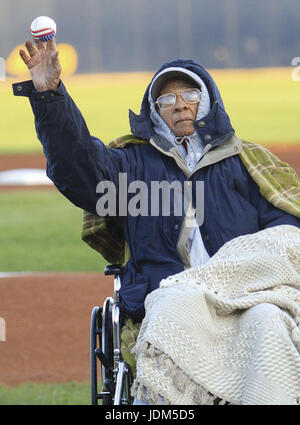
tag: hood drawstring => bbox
[175,135,188,152]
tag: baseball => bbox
[30,16,57,42]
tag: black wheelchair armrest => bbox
[104,264,123,276]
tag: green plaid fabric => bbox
[239,141,300,218]
[81,213,126,264]
[81,136,300,264]
[120,318,142,379]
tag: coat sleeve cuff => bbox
[12,80,66,101]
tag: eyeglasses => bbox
[155,88,201,110]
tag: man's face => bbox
[157,79,199,137]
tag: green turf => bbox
[1,68,300,154]
[0,382,90,405]
[0,190,107,272]
[0,79,145,153]
[216,77,300,144]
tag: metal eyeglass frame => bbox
[155,88,201,110]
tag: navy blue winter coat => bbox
[13,59,300,320]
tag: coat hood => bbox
[129,59,235,148]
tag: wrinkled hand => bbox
[19,38,62,92]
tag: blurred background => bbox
[1,0,300,72]
[1,0,300,151]
[0,0,299,405]
[0,0,300,72]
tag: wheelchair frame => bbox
[90,265,134,405]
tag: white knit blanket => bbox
[132,225,300,405]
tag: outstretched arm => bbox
[14,39,127,215]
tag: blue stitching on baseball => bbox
[39,33,55,42]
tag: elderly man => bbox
[14,39,300,405]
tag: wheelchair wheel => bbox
[90,306,102,405]
[90,299,114,405]
[100,298,114,405]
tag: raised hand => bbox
[19,38,62,92]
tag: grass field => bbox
[0,190,106,272]
[1,67,300,154]
[0,382,90,405]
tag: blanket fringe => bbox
[131,381,172,405]
[133,341,226,405]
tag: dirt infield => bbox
[0,273,113,386]
[0,145,300,176]
[0,147,299,386]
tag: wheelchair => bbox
[90,264,134,405]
